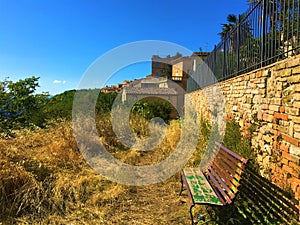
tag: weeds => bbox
[0,116,194,224]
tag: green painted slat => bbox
[183,168,223,205]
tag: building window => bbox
[155,62,160,68]
[155,72,159,77]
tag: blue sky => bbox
[0,0,249,95]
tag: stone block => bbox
[292,66,300,75]
[263,113,273,122]
[286,59,300,68]
[269,105,279,112]
[244,75,250,81]
[243,103,252,109]
[290,116,300,124]
[293,101,300,109]
[276,82,283,91]
[294,131,300,139]
[282,165,298,177]
[295,84,300,92]
[274,112,288,121]
[250,73,256,79]
[275,91,282,98]
[280,144,290,152]
[275,62,286,70]
[261,104,269,110]
[294,124,300,132]
[263,135,272,143]
[282,134,299,146]
[286,107,300,116]
[288,74,300,83]
[289,162,300,173]
[282,158,289,165]
[280,69,292,77]
[256,71,263,78]
[259,89,266,95]
[263,69,271,77]
[257,83,266,88]
[283,151,294,161]
[289,177,300,193]
[257,111,263,120]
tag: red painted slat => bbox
[215,142,248,163]
[210,167,235,199]
[206,170,232,204]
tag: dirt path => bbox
[104,175,192,225]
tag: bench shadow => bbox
[206,162,299,225]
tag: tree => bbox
[43,90,75,120]
[219,14,238,41]
[0,76,48,136]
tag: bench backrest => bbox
[202,142,248,205]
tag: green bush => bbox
[44,90,117,120]
[0,77,49,137]
[131,99,175,122]
[223,119,254,160]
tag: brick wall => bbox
[186,54,300,209]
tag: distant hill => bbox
[43,89,117,120]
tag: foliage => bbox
[43,90,76,120]
[219,14,238,41]
[198,116,254,160]
[223,119,254,160]
[199,115,211,142]
[43,89,117,120]
[0,77,49,137]
[0,76,119,137]
[96,91,117,115]
[131,99,175,122]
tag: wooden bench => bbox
[180,142,248,225]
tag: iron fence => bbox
[188,0,300,92]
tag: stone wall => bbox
[187,54,300,209]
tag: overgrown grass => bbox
[0,115,199,224]
[0,113,267,224]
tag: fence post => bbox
[261,0,267,67]
[213,45,217,77]
[237,14,241,75]
[223,40,226,81]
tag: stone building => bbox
[122,77,183,115]
[151,52,210,91]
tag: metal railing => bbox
[188,0,300,92]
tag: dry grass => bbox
[0,117,207,224]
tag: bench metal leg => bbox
[180,173,184,195]
[190,204,195,225]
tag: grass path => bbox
[104,176,191,225]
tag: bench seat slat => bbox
[210,160,234,188]
[209,167,235,199]
[212,156,243,194]
[206,169,232,204]
[218,149,246,173]
[215,142,248,163]
[182,168,224,206]
[213,153,244,181]
[218,149,243,169]
[212,157,239,186]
